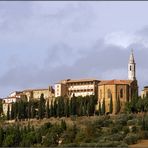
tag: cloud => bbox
[0,2,148,97]
[104,27,148,49]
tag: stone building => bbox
[141,86,148,98]
[3,86,55,116]
[55,50,138,114]
[3,91,27,115]
[97,50,138,113]
[98,79,138,113]
[23,86,54,102]
[55,79,100,98]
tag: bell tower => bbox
[128,49,136,80]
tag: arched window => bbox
[130,65,132,71]
[120,89,123,98]
[108,89,111,98]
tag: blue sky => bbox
[0,2,148,97]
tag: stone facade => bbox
[23,86,54,102]
[3,91,27,115]
[141,86,148,98]
[55,79,100,98]
[3,86,55,116]
[98,80,138,114]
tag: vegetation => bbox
[2,93,148,147]
[7,94,98,120]
[0,113,148,147]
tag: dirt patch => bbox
[129,140,148,148]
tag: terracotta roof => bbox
[98,79,133,86]
[58,79,100,84]
[23,88,49,92]
[4,96,17,100]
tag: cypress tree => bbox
[71,94,77,116]
[39,93,45,119]
[11,103,14,120]
[0,127,3,147]
[31,102,36,119]
[50,100,54,117]
[101,99,106,115]
[64,98,69,117]
[87,101,91,116]
[115,96,121,114]
[61,120,67,130]
[109,95,113,114]
[99,101,101,115]
[53,99,57,117]
[7,104,10,120]
[46,99,50,118]
[27,101,31,119]
[14,102,18,120]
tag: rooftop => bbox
[57,78,100,84]
[98,79,133,85]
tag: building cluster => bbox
[2,86,54,115]
[2,50,147,116]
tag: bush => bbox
[124,133,139,144]
[122,126,130,135]
[127,119,137,126]
[111,127,119,134]
[131,125,138,133]
[115,114,128,126]
[103,119,113,127]
[80,141,123,147]
[110,133,124,141]
[140,131,148,139]
[61,143,79,147]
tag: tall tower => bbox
[128,50,136,80]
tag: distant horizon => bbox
[0,1,148,97]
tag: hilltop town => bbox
[0,50,147,147]
[1,50,147,117]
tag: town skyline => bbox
[0,2,148,97]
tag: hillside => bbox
[0,113,148,147]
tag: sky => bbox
[0,1,148,97]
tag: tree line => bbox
[7,94,98,120]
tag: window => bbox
[130,65,132,71]
[120,89,123,98]
[108,89,111,98]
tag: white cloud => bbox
[104,30,148,49]
[104,31,139,48]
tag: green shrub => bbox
[115,117,127,126]
[110,133,124,141]
[140,130,148,139]
[79,143,97,147]
[124,133,139,144]
[127,119,137,126]
[122,126,130,135]
[103,119,113,127]
[80,141,121,147]
[61,143,79,147]
[111,127,119,134]
[131,125,138,133]
[128,114,135,120]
